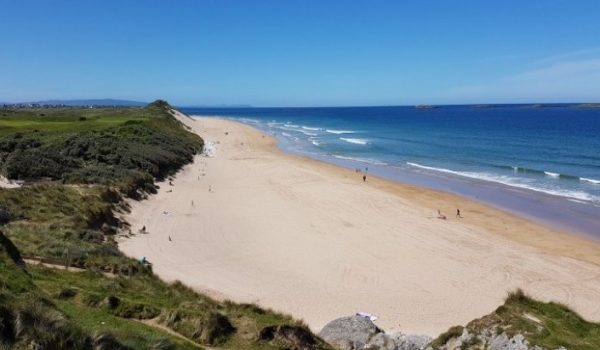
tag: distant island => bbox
[576,103,600,109]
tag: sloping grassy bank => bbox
[0,101,331,350]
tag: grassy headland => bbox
[429,290,600,349]
[0,101,330,349]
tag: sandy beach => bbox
[119,111,600,336]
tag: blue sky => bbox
[1,0,600,106]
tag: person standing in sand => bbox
[456,209,461,218]
[363,175,367,182]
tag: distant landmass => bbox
[2,99,147,107]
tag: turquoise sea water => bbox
[182,105,600,238]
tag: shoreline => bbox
[218,114,600,241]
[119,113,600,336]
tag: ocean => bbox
[181,105,600,238]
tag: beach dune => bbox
[119,113,600,336]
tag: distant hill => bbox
[4,99,148,107]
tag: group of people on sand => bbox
[355,166,369,182]
[136,153,219,267]
[437,209,463,220]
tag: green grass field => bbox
[0,108,151,136]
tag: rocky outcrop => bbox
[319,316,381,350]
[318,316,431,350]
[426,327,568,350]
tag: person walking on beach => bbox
[363,175,367,182]
[437,210,446,220]
[456,209,461,218]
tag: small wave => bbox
[281,132,292,137]
[332,155,387,166]
[309,139,321,146]
[298,130,318,136]
[302,126,321,131]
[581,177,600,185]
[497,165,580,180]
[510,166,542,174]
[406,162,597,203]
[237,117,260,124]
[326,129,355,134]
[340,138,369,145]
[277,125,300,131]
[284,123,300,128]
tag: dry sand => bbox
[119,111,600,336]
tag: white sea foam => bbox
[580,177,600,185]
[406,162,597,203]
[326,129,355,134]
[277,125,299,131]
[309,138,321,146]
[298,130,318,136]
[544,171,560,178]
[281,132,292,137]
[237,117,260,124]
[340,138,369,145]
[284,123,300,128]
[302,126,321,131]
[332,155,387,165]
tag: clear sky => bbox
[1,0,600,106]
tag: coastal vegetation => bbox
[0,101,331,349]
[429,289,600,350]
[1,100,599,350]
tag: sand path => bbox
[119,112,600,336]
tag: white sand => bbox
[119,112,600,336]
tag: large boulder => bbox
[319,316,382,350]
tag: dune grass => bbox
[431,289,600,350]
[489,290,600,350]
[0,253,199,350]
